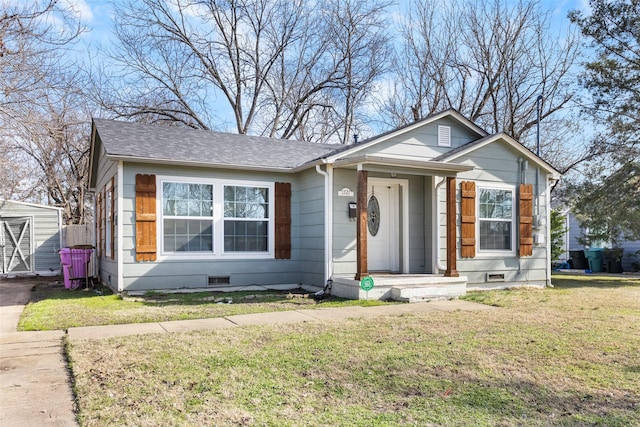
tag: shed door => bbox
[1,217,33,273]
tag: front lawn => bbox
[18,280,391,331]
[67,274,640,426]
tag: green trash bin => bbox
[584,248,604,273]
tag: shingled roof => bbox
[92,119,340,171]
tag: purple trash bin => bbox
[59,247,71,266]
[59,247,93,289]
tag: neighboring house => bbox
[561,211,640,272]
[0,200,63,276]
[88,109,561,299]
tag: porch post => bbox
[445,176,459,277]
[355,169,368,280]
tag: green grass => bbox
[66,274,640,426]
[18,280,392,331]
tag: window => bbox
[478,188,513,251]
[106,184,112,257]
[162,182,213,252]
[158,178,273,256]
[224,186,269,252]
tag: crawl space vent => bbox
[486,273,505,282]
[208,276,230,286]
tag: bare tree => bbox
[92,0,391,143]
[382,0,581,169]
[0,0,90,223]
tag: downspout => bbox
[435,177,447,272]
[315,164,333,283]
[117,161,124,293]
[57,207,63,275]
[546,174,554,287]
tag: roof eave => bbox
[105,154,298,173]
[0,199,64,211]
[333,155,474,173]
[88,120,98,191]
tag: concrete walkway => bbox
[1,279,77,426]
[1,278,494,426]
[66,298,492,341]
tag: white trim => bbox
[117,162,124,292]
[316,164,334,283]
[155,175,275,260]
[323,110,487,164]
[105,179,113,260]
[0,199,63,211]
[434,177,447,272]
[333,155,473,173]
[107,155,295,174]
[327,165,334,280]
[57,207,63,255]
[438,133,561,179]
[0,216,35,274]
[475,182,517,257]
[545,174,553,286]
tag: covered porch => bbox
[324,155,474,301]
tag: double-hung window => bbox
[159,178,273,257]
[478,187,514,251]
[162,182,214,252]
[223,186,269,252]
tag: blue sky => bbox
[61,0,594,142]
[71,0,590,54]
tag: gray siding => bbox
[453,141,550,287]
[356,117,482,160]
[331,169,357,276]
[0,201,62,273]
[120,163,307,291]
[93,139,119,290]
[298,168,326,286]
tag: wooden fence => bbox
[61,224,96,278]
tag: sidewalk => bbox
[1,279,77,426]
[66,298,493,340]
[1,278,493,426]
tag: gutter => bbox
[106,154,301,174]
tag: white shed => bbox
[0,200,63,276]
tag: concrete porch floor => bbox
[331,274,468,302]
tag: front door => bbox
[367,179,400,272]
[1,217,33,274]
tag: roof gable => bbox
[434,133,561,178]
[322,109,488,164]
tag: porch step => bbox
[391,282,466,303]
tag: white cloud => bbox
[60,0,94,23]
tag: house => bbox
[88,109,561,300]
[560,210,640,273]
[0,200,63,276]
